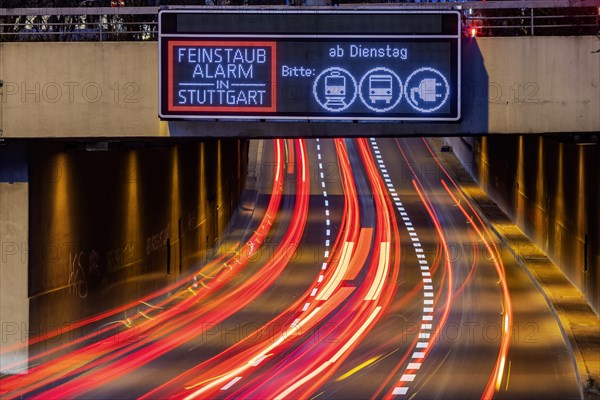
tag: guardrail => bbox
[0,1,598,41]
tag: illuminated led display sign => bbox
[159,9,461,121]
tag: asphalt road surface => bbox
[0,138,580,400]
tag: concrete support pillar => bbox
[0,142,29,374]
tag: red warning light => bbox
[470,28,477,37]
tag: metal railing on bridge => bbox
[0,0,598,41]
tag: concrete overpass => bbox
[0,36,599,137]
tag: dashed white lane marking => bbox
[370,138,435,398]
[220,376,242,391]
[251,355,269,367]
[300,140,333,324]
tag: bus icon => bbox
[369,74,393,104]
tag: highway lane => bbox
[1,139,335,399]
[0,137,581,400]
[363,137,580,399]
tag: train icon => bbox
[324,70,347,107]
[313,67,357,112]
[368,74,393,104]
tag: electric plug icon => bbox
[410,78,442,104]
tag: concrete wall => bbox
[0,142,29,374]
[0,42,163,137]
[0,183,29,374]
[7,138,246,364]
[1,37,598,137]
[447,136,599,314]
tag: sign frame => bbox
[159,8,461,122]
